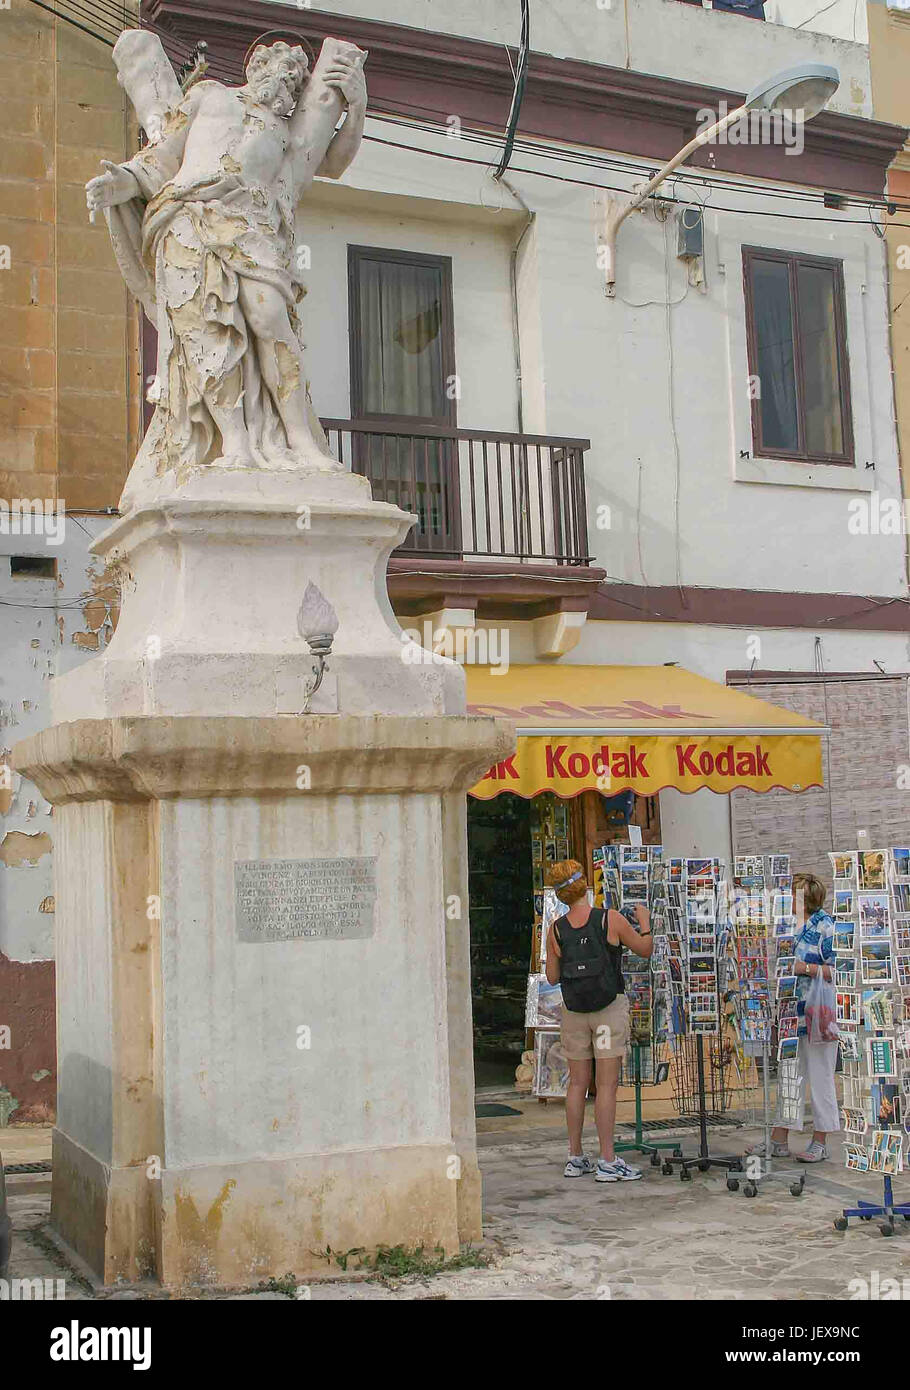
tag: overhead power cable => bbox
[25,0,910,229]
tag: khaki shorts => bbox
[560,994,630,1061]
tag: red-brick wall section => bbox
[0,954,56,1124]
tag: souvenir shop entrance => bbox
[464,662,827,1090]
[467,788,661,1088]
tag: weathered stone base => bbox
[51,1128,159,1285]
[158,1144,474,1287]
[15,714,511,1288]
[51,1125,480,1288]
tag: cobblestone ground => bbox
[5,1124,910,1300]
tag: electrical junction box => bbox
[676,205,704,259]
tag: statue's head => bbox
[245,41,309,117]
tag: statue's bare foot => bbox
[217,449,257,471]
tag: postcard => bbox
[769,855,790,877]
[892,847,910,880]
[839,1030,860,1062]
[859,892,891,939]
[868,1129,903,1174]
[871,1082,901,1130]
[533,1030,570,1098]
[844,1143,870,1172]
[837,992,859,1026]
[859,851,888,891]
[686,858,714,880]
[834,926,856,955]
[861,940,894,985]
[778,1035,799,1061]
[777,975,798,1000]
[830,851,858,883]
[867,1035,897,1079]
[833,889,855,918]
[842,1107,868,1136]
[525,974,564,1029]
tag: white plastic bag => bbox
[805,970,839,1044]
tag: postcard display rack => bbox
[829,847,910,1237]
[649,856,743,1181]
[592,844,682,1166]
[724,854,806,1199]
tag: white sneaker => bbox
[796,1141,829,1163]
[564,1155,596,1178]
[595,1156,642,1183]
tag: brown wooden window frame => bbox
[742,245,854,467]
[347,244,458,428]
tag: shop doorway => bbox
[467,790,662,1090]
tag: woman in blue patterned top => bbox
[753,873,839,1163]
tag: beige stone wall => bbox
[0,9,140,511]
[868,3,910,570]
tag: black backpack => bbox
[556,908,624,1013]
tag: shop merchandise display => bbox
[829,848,909,1179]
[722,854,805,1197]
[592,841,662,1046]
[828,846,910,1235]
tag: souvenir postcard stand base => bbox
[651,856,742,1181]
[593,842,682,1165]
[726,854,805,1199]
[831,846,910,1237]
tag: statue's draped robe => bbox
[105,86,329,493]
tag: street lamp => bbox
[600,62,840,296]
[297,581,338,714]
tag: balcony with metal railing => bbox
[321,419,592,565]
[320,418,604,624]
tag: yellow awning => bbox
[466,664,825,798]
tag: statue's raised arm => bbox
[112,28,184,141]
[87,30,370,514]
[288,37,368,184]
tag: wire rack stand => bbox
[615,1042,683,1167]
[727,1043,805,1198]
[660,1033,743,1180]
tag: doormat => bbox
[475,1103,523,1117]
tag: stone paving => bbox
[4,1121,910,1300]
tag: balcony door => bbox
[348,245,461,554]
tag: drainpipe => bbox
[499,176,534,434]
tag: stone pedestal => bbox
[13,469,513,1286]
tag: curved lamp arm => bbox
[601,102,748,297]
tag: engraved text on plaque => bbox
[234,857,377,942]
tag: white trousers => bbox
[777,1036,841,1135]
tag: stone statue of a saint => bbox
[86,30,367,509]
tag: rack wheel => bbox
[650,1153,661,1167]
[790,1181,804,1197]
[680,1168,693,1182]
[743,1181,758,1198]
[834,1217,848,1232]
[662,1162,674,1175]
[860,1214,872,1221]
[880,1222,895,1237]
[726,1178,739,1192]
[729,1159,743,1174]
[698,1159,710,1172]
